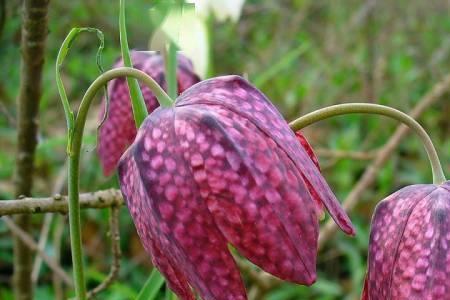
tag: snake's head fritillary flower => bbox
[118,75,355,300]
[362,181,450,300]
[97,51,200,175]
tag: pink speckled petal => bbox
[118,150,194,299]
[176,76,354,235]
[390,186,450,299]
[175,107,318,284]
[366,184,435,299]
[98,51,199,175]
[364,183,450,300]
[119,108,246,300]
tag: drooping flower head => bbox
[363,181,450,300]
[98,51,200,175]
[118,75,355,300]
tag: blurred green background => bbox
[0,0,449,299]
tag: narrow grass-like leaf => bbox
[119,0,149,128]
[136,269,166,300]
[165,41,178,100]
[252,43,309,87]
[165,286,178,300]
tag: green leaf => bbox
[119,0,149,127]
[136,269,166,300]
[252,43,310,87]
[312,278,342,296]
[165,285,178,300]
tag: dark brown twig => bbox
[13,1,50,298]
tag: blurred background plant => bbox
[0,0,449,299]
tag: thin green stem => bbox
[56,27,106,300]
[162,1,183,100]
[165,41,178,100]
[67,152,85,300]
[67,67,171,300]
[289,103,446,184]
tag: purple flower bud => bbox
[118,75,355,300]
[362,181,450,300]
[97,51,200,175]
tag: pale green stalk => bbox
[289,103,446,184]
[165,41,178,100]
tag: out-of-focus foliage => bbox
[0,0,449,299]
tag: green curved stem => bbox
[67,67,172,300]
[289,103,446,184]
[56,27,106,152]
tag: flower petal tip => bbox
[339,216,356,236]
[303,273,317,286]
[293,131,355,236]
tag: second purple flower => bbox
[98,51,200,175]
[363,181,450,300]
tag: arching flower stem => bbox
[289,103,446,185]
[65,67,172,300]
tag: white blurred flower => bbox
[150,7,209,78]
[187,0,246,22]
[149,0,245,78]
